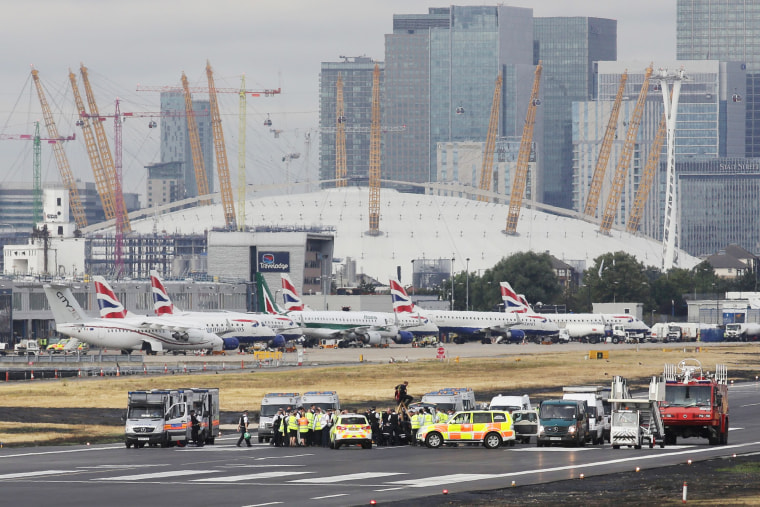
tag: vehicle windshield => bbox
[260,405,282,417]
[513,412,537,423]
[340,416,367,425]
[612,412,637,426]
[127,404,164,419]
[432,403,456,411]
[540,404,576,420]
[490,405,520,413]
[661,385,712,407]
[587,407,597,418]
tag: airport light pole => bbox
[450,256,455,311]
[466,257,470,311]
[410,259,415,296]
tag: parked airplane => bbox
[149,270,300,349]
[269,274,438,347]
[389,279,559,344]
[499,281,650,343]
[44,284,224,355]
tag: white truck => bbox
[124,388,220,448]
[421,387,476,412]
[562,386,608,444]
[488,394,531,413]
[14,339,40,356]
[300,390,341,412]
[258,392,301,443]
[725,322,760,341]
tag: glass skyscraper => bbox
[677,0,760,156]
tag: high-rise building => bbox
[159,91,214,198]
[382,6,535,189]
[677,0,760,157]
[534,17,617,209]
[318,56,383,187]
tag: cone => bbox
[77,368,81,377]
[30,370,34,380]
[100,368,104,377]
[164,363,168,374]
[116,367,120,377]
[54,369,58,379]
[143,365,147,375]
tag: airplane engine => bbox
[505,329,525,343]
[361,331,382,345]
[222,337,240,350]
[270,335,286,348]
[394,330,414,345]
[172,331,190,341]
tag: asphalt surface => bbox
[1,380,758,506]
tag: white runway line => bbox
[193,471,312,482]
[290,472,406,483]
[96,470,210,481]
[0,470,73,480]
[310,494,348,500]
[389,473,498,488]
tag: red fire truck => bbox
[659,358,729,446]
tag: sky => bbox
[0,0,677,201]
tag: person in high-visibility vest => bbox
[305,406,315,446]
[298,409,309,446]
[435,407,448,423]
[410,409,421,446]
[287,410,299,447]
[312,407,323,447]
[423,408,434,427]
[280,410,290,447]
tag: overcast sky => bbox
[0,1,676,200]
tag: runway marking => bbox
[225,464,306,468]
[373,487,405,492]
[0,470,73,480]
[0,446,121,459]
[193,471,312,482]
[96,470,209,481]
[242,503,283,507]
[389,473,497,488]
[730,427,744,431]
[311,494,348,500]
[291,472,405,483]
[511,447,597,452]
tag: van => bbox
[488,394,531,413]
[421,388,476,412]
[258,392,301,443]
[562,386,606,444]
[537,399,589,447]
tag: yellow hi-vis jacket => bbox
[423,412,434,426]
[305,411,314,428]
[313,413,323,431]
[411,414,421,429]
[436,411,448,423]
[287,415,298,431]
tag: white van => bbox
[488,394,531,413]
[562,386,607,445]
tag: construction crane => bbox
[0,122,75,225]
[206,60,236,229]
[30,67,88,230]
[237,75,247,231]
[627,107,668,233]
[79,64,131,233]
[505,61,542,235]
[181,72,211,205]
[584,71,628,218]
[335,72,347,188]
[599,64,653,235]
[368,64,381,235]
[477,73,502,202]
[69,69,118,222]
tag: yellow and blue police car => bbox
[330,413,373,450]
[416,410,514,449]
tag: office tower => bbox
[319,56,383,187]
[159,92,214,198]
[677,0,760,156]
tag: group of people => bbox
[364,405,451,446]
[271,405,336,448]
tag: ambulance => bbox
[415,410,515,449]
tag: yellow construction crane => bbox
[80,64,131,233]
[181,72,212,205]
[478,73,502,202]
[584,71,627,218]
[599,64,653,235]
[505,61,542,235]
[206,60,236,230]
[335,73,347,188]
[627,109,667,233]
[368,64,381,235]
[30,67,88,230]
[69,69,117,222]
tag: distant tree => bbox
[584,251,649,305]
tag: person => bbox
[410,409,421,446]
[322,409,333,448]
[312,407,323,447]
[237,410,252,447]
[395,381,413,407]
[305,405,315,446]
[271,408,283,447]
[435,407,448,423]
[190,410,201,446]
[280,410,290,447]
[298,409,309,446]
[288,409,299,447]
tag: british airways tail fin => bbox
[44,285,87,324]
[93,276,129,319]
[389,278,414,314]
[280,274,305,311]
[500,281,529,313]
[256,273,283,314]
[149,269,175,315]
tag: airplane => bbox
[43,283,226,355]
[149,270,301,349]
[94,275,272,352]
[389,278,559,344]
[499,281,650,343]
[268,274,438,347]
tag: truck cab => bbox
[537,399,589,447]
[259,392,300,443]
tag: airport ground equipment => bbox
[608,375,666,449]
[562,386,608,444]
[258,392,301,443]
[421,388,476,413]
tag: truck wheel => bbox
[612,444,620,449]
[258,435,264,443]
[425,432,443,449]
[612,336,619,344]
[125,441,132,448]
[634,444,642,449]
[483,432,502,450]
[664,432,676,446]
[537,440,544,447]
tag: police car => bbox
[416,410,515,449]
[329,413,372,449]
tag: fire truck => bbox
[659,358,729,446]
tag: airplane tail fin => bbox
[500,281,529,313]
[281,274,305,311]
[389,278,414,314]
[256,273,283,314]
[93,276,128,319]
[44,285,88,324]
[150,269,175,315]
